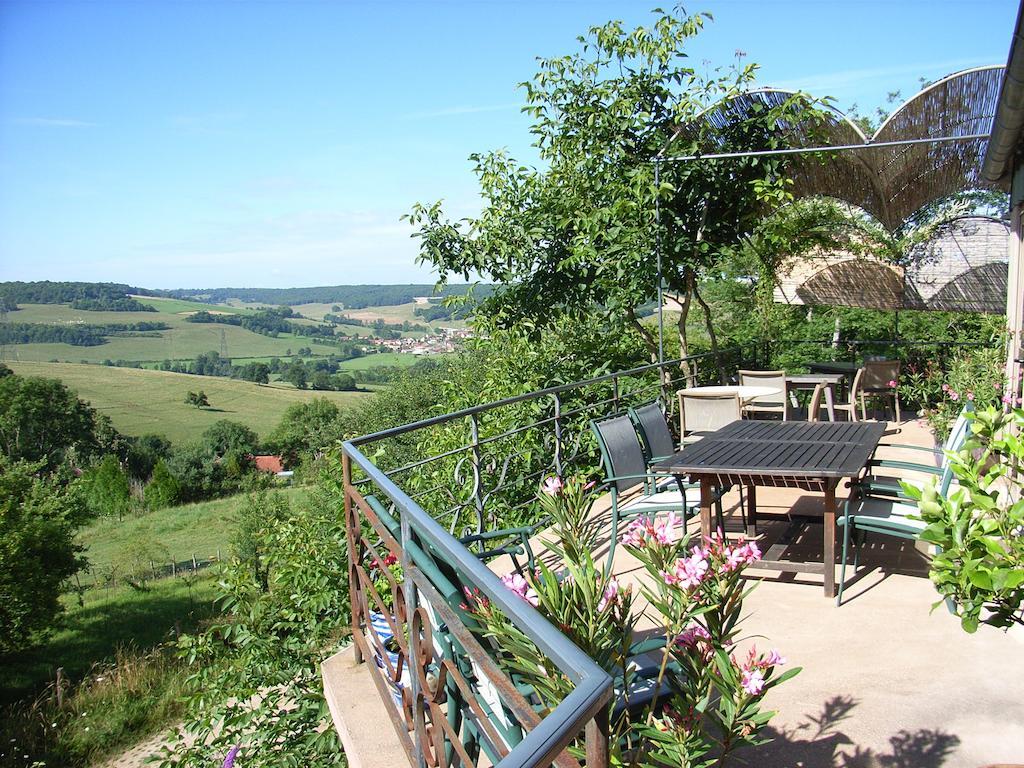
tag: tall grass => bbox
[1,647,188,767]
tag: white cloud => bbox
[11,117,97,127]
[402,103,521,120]
[769,58,996,99]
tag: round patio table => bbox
[676,385,781,403]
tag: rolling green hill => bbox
[1,301,347,363]
[5,361,370,444]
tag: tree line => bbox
[0,321,170,347]
[0,281,153,311]
[145,282,492,308]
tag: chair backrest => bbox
[862,359,901,391]
[807,384,824,422]
[942,404,974,454]
[939,403,974,495]
[847,366,866,403]
[678,392,741,435]
[628,402,676,462]
[737,369,786,405]
[590,415,648,493]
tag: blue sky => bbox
[0,0,1017,289]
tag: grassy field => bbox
[6,362,370,443]
[0,575,220,704]
[336,351,422,370]
[78,488,307,569]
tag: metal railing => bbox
[340,352,728,768]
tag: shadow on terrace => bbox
[325,344,1024,768]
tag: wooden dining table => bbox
[653,419,886,597]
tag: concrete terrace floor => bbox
[499,418,1024,767]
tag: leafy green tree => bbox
[167,442,225,502]
[201,420,259,458]
[84,454,131,519]
[282,362,308,389]
[0,457,90,653]
[185,390,210,409]
[268,399,344,466]
[407,9,823,376]
[331,373,356,391]
[0,373,101,470]
[125,433,173,480]
[144,458,181,509]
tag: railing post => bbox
[342,451,363,664]
[469,412,484,534]
[612,374,621,414]
[400,511,426,768]
[552,392,564,477]
[585,707,610,767]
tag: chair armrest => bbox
[875,442,943,456]
[603,472,697,484]
[864,459,942,475]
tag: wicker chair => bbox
[737,369,788,419]
[678,391,742,440]
[860,360,902,421]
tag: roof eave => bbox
[982,1,1024,189]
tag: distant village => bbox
[372,326,473,356]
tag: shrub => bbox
[0,458,90,654]
[904,405,1024,632]
[144,459,181,510]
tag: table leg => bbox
[824,385,836,422]
[745,483,757,539]
[700,479,713,540]
[823,483,836,598]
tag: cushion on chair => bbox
[844,497,927,531]
[620,489,693,515]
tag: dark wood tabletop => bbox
[653,419,887,598]
[653,420,886,480]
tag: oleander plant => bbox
[467,476,799,767]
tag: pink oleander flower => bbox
[764,649,787,667]
[598,577,620,611]
[664,549,709,589]
[1003,393,1014,405]
[741,668,765,696]
[223,745,240,768]
[966,391,975,401]
[500,573,539,607]
[888,379,897,388]
[541,476,564,496]
[941,383,950,392]
[621,513,679,548]
[675,625,711,649]
[583,480,597,491]
[949,390,960,401]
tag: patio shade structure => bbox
[652,65,1007,363]
[772,216,1010,314]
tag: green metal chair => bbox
[591,414,699,571]
[836,406,973,606]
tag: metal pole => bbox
[654,159,665,367]
[659,132,991,163]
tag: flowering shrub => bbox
[466,476,798,765]
[903,406,1024,633]
[898,341,1007,439]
